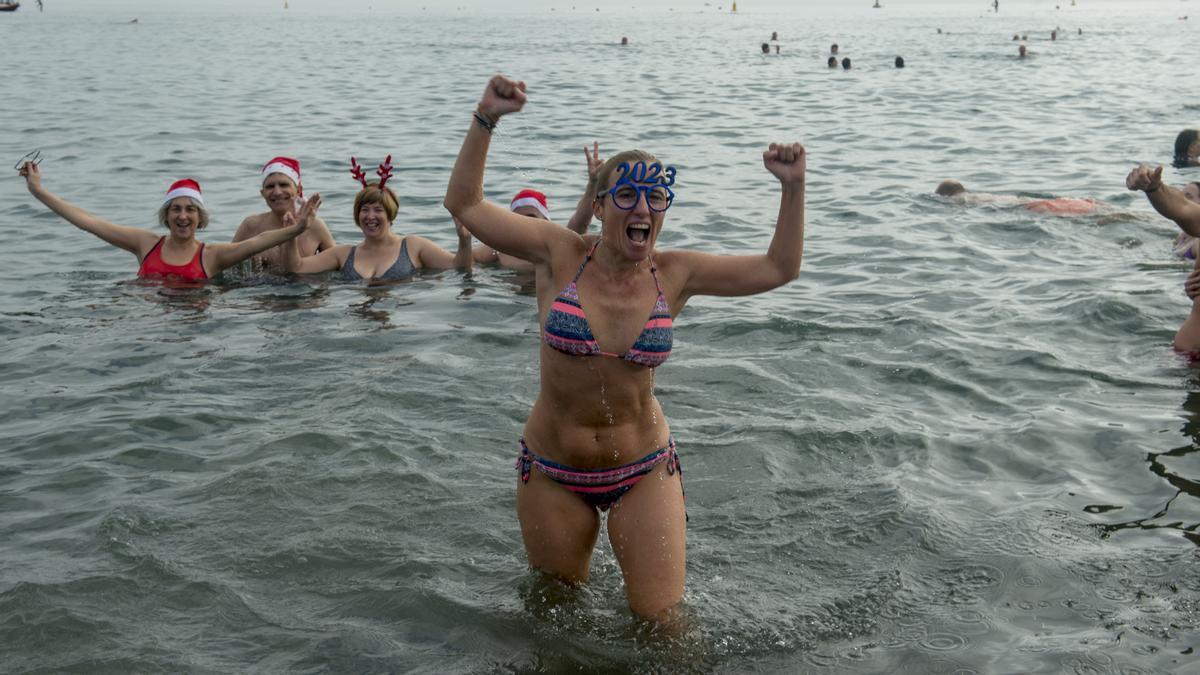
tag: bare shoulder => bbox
[233,212,270,240]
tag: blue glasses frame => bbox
[605,183,675,212]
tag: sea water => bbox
[1,1,1198,672]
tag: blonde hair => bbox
[157,197,210,230]
[594,150,660,194]
[353,183,399,224]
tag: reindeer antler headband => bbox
[350,155,394,189]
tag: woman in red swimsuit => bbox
[445,75,806,622]
[18,161,314,281]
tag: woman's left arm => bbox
[675,143,805,299]
[411,219,473,270]
[205,195,320,275]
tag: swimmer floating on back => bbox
[282,155,472,282]
[444,74,806,622]
[934,179,1108,216]
[17,160,312,282]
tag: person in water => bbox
[827,56,838,68]
[473,142,603,271]
[1128,164,1200,354]
[1171,182,1200,259]
[1175,129,1200,168]
[934,179,1106,215]
[232,156,335,272]
[283,156,472,281]
[842,57,851,70]
[895,55,905,68]
[760,42,770,55]
[444,75,806,621]
[18,161,311,281]
[1019,44,1028,58]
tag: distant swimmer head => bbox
[510,189,551,220]
[841,57,851,70]
[761,42,770,54]
[1018,44,1027,57]
[895,55,905,68]
[935,180,966,197]
[158,178,209,231]
[1012,34,1019,40]
[830,43,839,54]
[621,36,628,45]
[350,156,399,227]
[771,31,778,40]
[827,56,838,68]
[1175,129,1200,167]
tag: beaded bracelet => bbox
[473,111,497,134]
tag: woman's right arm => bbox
[19,161,158,255]
[1127,164,1200,236]
[443,75,578,266]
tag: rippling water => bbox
[2,1,1199,672]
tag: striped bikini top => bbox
[542,241,673,368]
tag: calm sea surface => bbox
[2,1,1199,672]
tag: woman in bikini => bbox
[444,75,806,621]
[231,156,336,272]
[18,161,313,282]
[282,156,472,281]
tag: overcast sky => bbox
[19,0,1153,13]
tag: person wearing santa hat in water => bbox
[232,156,335,272]
[472,142,604,272]
[17,160,314,282]
[282,154,472,282]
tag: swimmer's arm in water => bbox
[1127,164,1200,236]
[407,220,473,270]
[566,142,603,235]
[206,194,318,275]
[471,244,500,263]
[18,161,158,256]
[445,75,577,267]
[671,143,805,301]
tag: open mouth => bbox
[627,223,650,245]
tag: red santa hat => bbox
[261,156,302,195]
[509,189,550,219]
[164,178,203,206]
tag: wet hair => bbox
[935,180,966,197]
[841,57,851,69]
[761,42,770,53]
[830,43,838,53]
[594,150,660,194]
[157,197,209,230]
[1175,129,1199,167]
[827,56,838,67]
[895,56,905,68]
[353,182,399,224]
